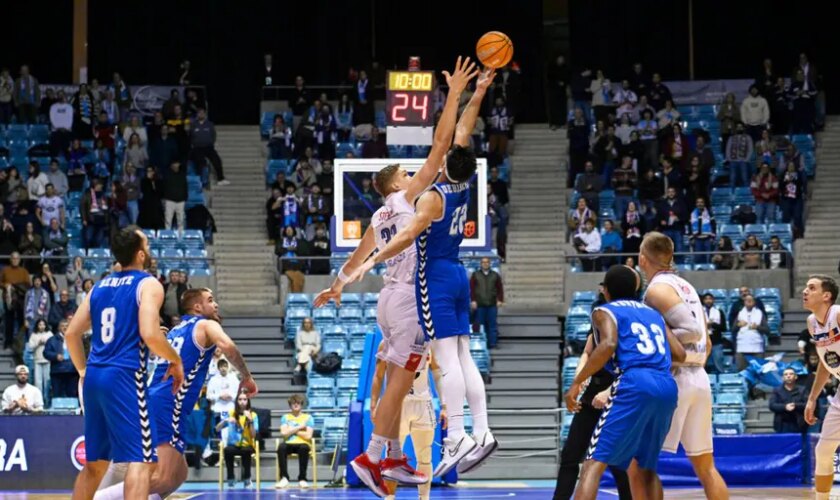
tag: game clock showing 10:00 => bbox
[386,70,434,127]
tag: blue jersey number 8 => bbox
[631,321,666,356]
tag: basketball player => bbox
[564,265,683,500]
[369,342,444,500]
[638,232,729,499]
[314,57,488,496]
[802,275,840,500]
[350,71,499,478]
[65,226,185,500]
[93,288,258,499]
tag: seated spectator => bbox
[27,162,50,200]
[769,368,807,433]
[66,256,91,297]
[662,123,689,169]
[735,294,769,370]
[687,197,715,264]
[18,222,43,274]
[2,365,44,414]
[217,391,259,489]
[275,394,315,489]
[268,115,294,159]
[361,127,388,158]
[717,93,741,148]
[44,321,79,399]
[751,162,779,224]
[599,220,622,270]
[764,235,789,269]
[726,124,754,188]
[741,84,770,141]
[655,99,680,131]
[295,318,321,374]
[46,160,69,197]
[779,160,805,236]
[788,69,817,134]
[620,201,645,260]
[48,289,76,332]
[567,198,596,239]
[567,108,591,187]
[611,156,636,219]
[27,319,53,400]
[271,171,297,193]
[702,293,731,373]
[656,186,688,253]
[207,358,240,423]
[739,234,764,270]
[163,161,188,231]
[574,161,603,212]
[574,219,601,272]
[729,286,767,331]
[293,161,319,192]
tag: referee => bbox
[554,286,632,499]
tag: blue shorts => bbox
[587,368,678,470]
[148,385,185,454]
[416,259,470,340]
[84,365,158,463]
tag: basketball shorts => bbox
[415,259,470,340]
[588,368,678,470]
[377,284,428,372]
[401,397,436,432]
[84,365,158,463]
[661,366,714,456]
[148,385,185,454]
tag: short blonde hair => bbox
[640,231,674,269]
[373,164,400,196]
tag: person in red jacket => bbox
[750,162,779,223]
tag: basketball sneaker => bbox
[350,454,388,497]
[433,434,477,477]
[381,455,428,484]
[457,430,498,474]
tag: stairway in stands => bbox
[466,313,562,480]
[794,117,840,291]
[503,125,568,312]
[212,126,279,316]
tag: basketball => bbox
[476,31,513,68]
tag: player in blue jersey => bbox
[66,226,184,500]
[351,76,498,478]
[93,287,258,499]
[564,265,685,500]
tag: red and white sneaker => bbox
[381,455,428,485]
[350,454,388,497]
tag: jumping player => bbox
[66,226,185,500]
[350,72,498,478]
[638,232,729,499]
[564,265,683,500]
[802,275,840,500]
[93,288,258,499]
[314,57,487,496]
[369,343,445,500]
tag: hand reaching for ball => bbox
[442,56,480,95]
[475,68,496,94]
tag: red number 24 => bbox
[392,93,429,123]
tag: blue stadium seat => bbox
[703,289,729,303]
[286,306,311,319]
[87,248,111,258]
[713,412,744,435]
[362,293,379,304]
[184,249,207,259]
[189,268,212,277]
[710,187,733,205]
[341,293,362,306]
[767,223,792,238]
[50,397,80,411]
[287,293,311,306]
[68,247,86,258]
[744,224,767,237]
[309,396,336,410]
[157,229,179,240]
[694,263,715,271]
[718,224,743,240]
[363,306,377,320]
[160,248,183,259]
[338,307,363,322]
[313,307,336,321]
[322,340,347,357]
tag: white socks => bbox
[93,484,161,500]
[366,433,387,463]
[387,437,402,459]
[433,336,467,441]
[458,335,489,437]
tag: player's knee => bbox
[815,439,838,476]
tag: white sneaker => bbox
[432,435,477,477]
[243,479,253,489]
[457,431,498,474]
[217,179,231,186]
[275,477,289,489]
[299,480,309,488]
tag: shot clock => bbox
[386,70,434,127]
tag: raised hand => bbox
[441,56,480,95]
[475,68,496,93]
[314,287,342,308]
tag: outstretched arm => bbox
[313,225,377,307]
[204,320,257,396]
[454,69,495,147]
[405,57,478,203]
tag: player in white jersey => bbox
[802,274,840,500]
[313,57,483,497]
[638,232,729,499]
[369,342,443,500]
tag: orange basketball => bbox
[476,31,514,69]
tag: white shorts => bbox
[376,285,428,372]
[662,366,714,456]
[400,397,436,432]
[819,403,840,443]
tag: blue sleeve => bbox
[305,415,314,428]
[253,412,260,433]
[43,337,59,361]
[280,414,288,426]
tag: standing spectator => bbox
[725,124,754,188]
[729,287,767,329]
[100,90,119,125]
[162,89,182,120]
[0,68,13,124]
[594,125,621,184]
[27,319,53,400]
[611,156,636,219]
[49,91,74,157]
[789,69,818,134]
[138,168,165,229]
[107,180,130,236]
[547,55,569,129]
[2,365,44,414]
[637,168,664,212]
[46,160,69,197]
[637,109,659,171]
[18,222,43,275]
[75,279,94,310]
[567,198,596,239]
[663,123,689,170]
[149,126,179,175]
[218,392,259,489]
[770,77,790,134]
[43,219,69,272]
[314,105,337,161]
[470,258,504,348]
[632,95,655,125]
[567,108,590,187]
[39,88,57,122]
[65,256,89,298]
[109,72,132,120]
[123,115,149,147]
[739,234,765,270]
[612,80,638,121]
[37,183,65,229]
[48,289,76,332]
[163,161,188,231]
[629,62,650,96]
[599,220,623,270]
[489,167,509,207]
[688,198,716,264]
[207,359,240,421]
[122,164,141,225]
[265,188,285,241]
[740,85,770,142]
[27,162,50,200]
[769,368,807,433]
[276,394,315,489]
[779,161,805,236]
[574,219,601,272]
[754,58,776,98]
[336,94,354,140]
[711,236,736,270]
[294,318,321,374]
[684,159,709,207]
[291,76,309,116]
[190,108,228,186]
[754,129,777,170]
[702,293,730,374]
[24,274,50,331]
[308,225,331,275]
[167,105,191,161]
[735,294,769,370]
[44,321,79,399]
[589,70,613,123]
[161,270,186,326]
[647,73,672,110]
[570,68,593,122]
[656,186,688,253]
[487,97,513,167]
[751,162,779,223]
[280,184,301,230]
[268,115,294,160]
[13,65,40,124]
[262,54,275,86]
[620,201,645,260]
[717,93,741,148]
[71,84,95,140]
[655,99,681,133]
[302,185,329,240]
[691,135,715,175]
[764,236,789,270]
[81,179,109,249]
[361,127,388,159]
[614,114,635,145]
[293,160,318,193]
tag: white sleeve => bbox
[1,388,12,411]
[31,387,44,411]
[206,377,220,400]
[586,231,602,253]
